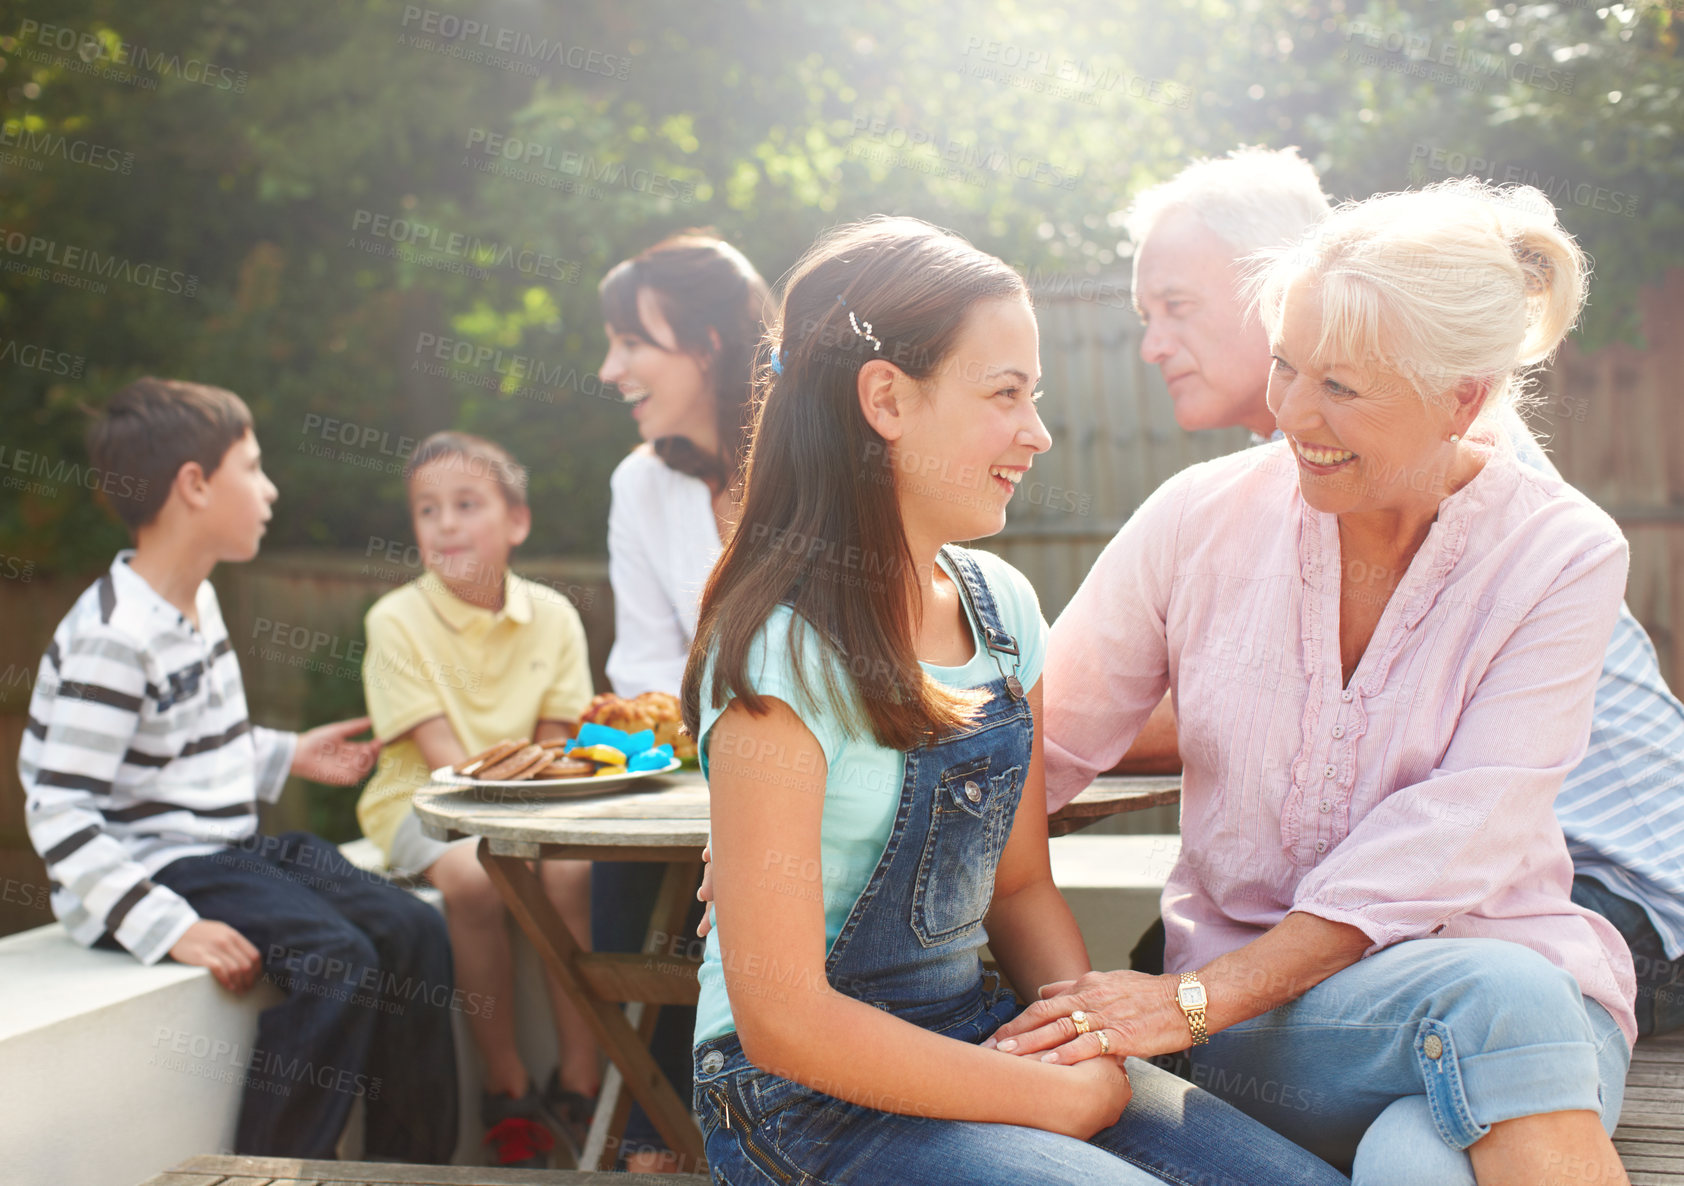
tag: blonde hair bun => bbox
[1252,177,1590,419]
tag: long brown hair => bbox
[682,217,1027,751]
[599,231,769,492]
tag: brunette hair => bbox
[403,431,528,507]
[87,376,254,531]
[682,216,1027,751]
[599,231,769,492]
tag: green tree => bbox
[0,0,1677,580]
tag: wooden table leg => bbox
[593,859,702,1170]
[476,840,706,1170]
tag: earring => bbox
[1448,433,1460,443]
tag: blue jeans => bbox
[1184,939,1629,1185]
[1572,874,1684,1037]
[694,988,1350,1186]
[151,831,458,1161]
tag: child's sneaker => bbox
[542,1068,597,1164]
[480,1088,555,1169]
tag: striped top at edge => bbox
[1507,422,1684,959]
[19,551,295,964]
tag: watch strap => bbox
[1178,971,1209,1046]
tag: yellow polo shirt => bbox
[357,571,593,859]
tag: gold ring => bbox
[1096,1030,1111,1055]
[1070,1010,1091,1035]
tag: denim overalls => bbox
[692,548,1034,1177]
[690,550,1351,1186]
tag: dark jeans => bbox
[590,859,703,1160]
[1572,874,1684,1038]
[151,831,459,1160]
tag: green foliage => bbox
[1,0,1677,574]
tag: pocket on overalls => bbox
[912,756,1022,947]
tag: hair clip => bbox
[848,311,882,354]
[769,346,785,375]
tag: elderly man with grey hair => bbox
[1098,144,1684,1042]
[1130,146,1329,437]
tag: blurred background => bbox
[0,0,1679,935]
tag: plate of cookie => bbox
[432,733,682,797]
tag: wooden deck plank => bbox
[1616,1136,1684,1152]
[1611,1032,1684,1184]
[164,1155,706,1184]
[1623,1155,1684,1172]
[155,1030,1684,1184]
[1615,1127,1684,1144]
[1618,1109,1684,1127]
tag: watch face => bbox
[1178,983,1208,1010]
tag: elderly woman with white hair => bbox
[991,180,1637,1185]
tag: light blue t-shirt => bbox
[693,547,1048,1043]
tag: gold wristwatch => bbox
[1176,972,1209,1046]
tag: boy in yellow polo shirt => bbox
[358,431,596,1169]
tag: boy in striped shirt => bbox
[19,377,458,1160]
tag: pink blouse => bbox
[1045,439,1638,1045]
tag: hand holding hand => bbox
[1048,1053,1134,1140]
[984,969,1189,1064]
[169,920,262,994]
[292,716,381,785]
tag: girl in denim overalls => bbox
[680,217,1347,1185]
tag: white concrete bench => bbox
[1050,833,1176,972]
[0,922,283,1186]
[0,842,567,1186]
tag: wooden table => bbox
[412,771,1180,1172]
[414,775,710,1173]
[1048,774,1181,836]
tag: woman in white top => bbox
[597,232,770,697]
[591,232,768,1171]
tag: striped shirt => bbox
[19,552,295,964]
[1506,415,1684,958]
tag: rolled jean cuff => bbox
[1418,1017,1603,1150]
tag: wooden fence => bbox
[1537,269,1684,685]
[1,269,1679,939]
[991,277,1250,613]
